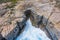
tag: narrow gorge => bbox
[0,0,60,40]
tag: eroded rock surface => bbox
[0,0,60,40]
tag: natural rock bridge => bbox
[0,0,60,40]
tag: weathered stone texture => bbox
[0,0,60,40]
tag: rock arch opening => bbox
[24,10,32,18]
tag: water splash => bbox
[16,19,50,40]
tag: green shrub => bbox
[0,0,18,3]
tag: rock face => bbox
[0,1,25,40]
[0,0,60,40]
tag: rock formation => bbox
[0,0,60,40]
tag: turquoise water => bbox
[16,19,50,40]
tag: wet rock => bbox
[46,21,58,40]
[42,16,48,25]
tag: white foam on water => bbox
[16,19,50,40]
